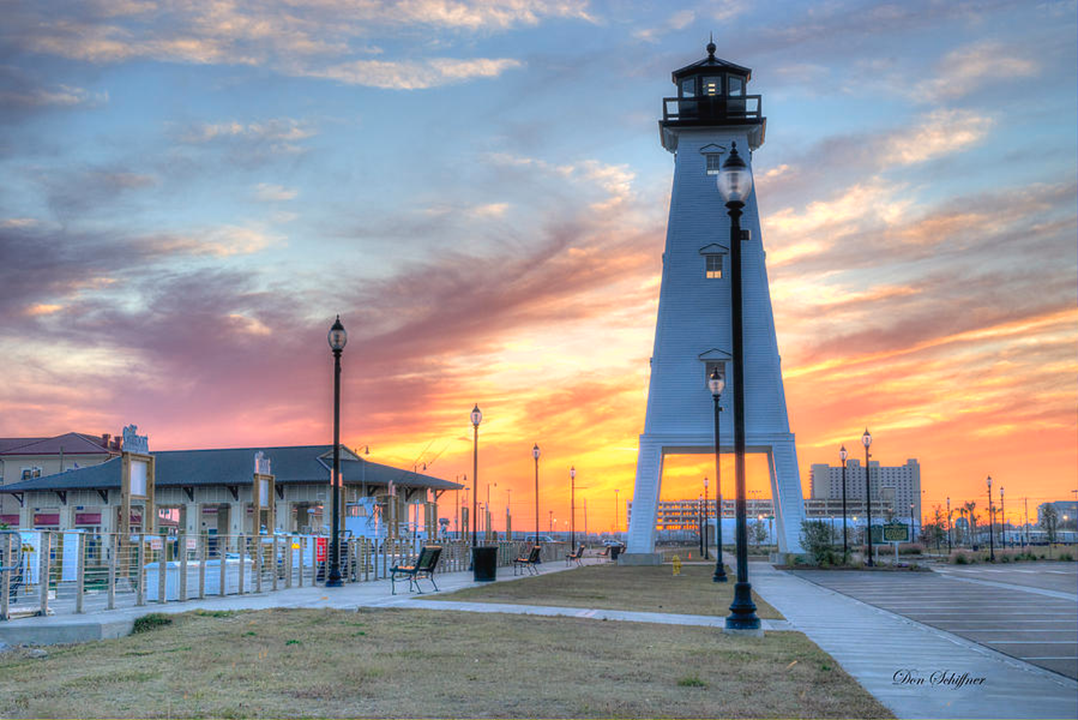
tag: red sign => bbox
[316,537,327,562]
[34,513,60,526]
[0,514,19,526]
[75,513,102,525]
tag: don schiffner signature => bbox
[893,669,988,689]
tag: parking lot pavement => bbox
[790,565,1078,681]
[934,561,1078,595]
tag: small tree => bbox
[1040,505,1060,557]
[964,501,978,547]
[800,520,834,566]
[751,519,768,548]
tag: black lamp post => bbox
[570,466,577,550]
[986,475,995,561]
[470,405,482,548]
[840,445,849,560]
[326,315,347,587]
[862,429,873,567]
[1000,485,1005,549]
[703,477,712,560]
[946,496,952,554]
[717,142,760,634]
[533,443,541,546]
[710,370,728,582]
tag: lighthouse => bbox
[624,42,806,559]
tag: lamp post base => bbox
[725,582,761,635]
[712,565,728,583]
[326,572,343,588]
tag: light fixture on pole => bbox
[326,315,347,587]
[533,443,541,546]
[717,141,760,634]
[839,445,849,560]
[987,475,995,561]
[709,369,728,582]
[570,466,577,551]
[862,429,873,567]
[470,404,482,549]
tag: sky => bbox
[1,0,1075,534]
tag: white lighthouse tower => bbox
[624,42,805,560]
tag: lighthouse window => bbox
[703,76,722,96]
[705,153,722,175]
[705,254,723,279]
[680,78,695,97]
[728,76,744,97]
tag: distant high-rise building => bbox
[810,458,921,526]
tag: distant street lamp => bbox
[717,141,760,633]
[614,488,620,535]
[703,477,710,560]
[840,445,849,559]
[570,466,577,550]
[470,404,482,548]
[326,315,347,587]
[987,475,995,561]
[862,429,873,567]
[1000,486,1006,549]
[533,443,541,546]
[709,369,727,582]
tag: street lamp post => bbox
[862,429,873,567]
[717,142,760,634]
[840,445,849,560]
[470,405,482,549]
[703,477,710,560]
[614,488,619,537]
[709,369,727,582]
[987,475,995,561]
[1000,486,1005,549]
[946,496,952,555]
[698,495,705,556]
[326,315,347,587]
[570,466,577,551]
[533,444,541,546]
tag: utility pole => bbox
[1000,486,1005,549]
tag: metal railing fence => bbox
[1,531,565,621]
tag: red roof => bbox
[0,432,117,456]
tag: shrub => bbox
[133,613,173,633]
[677,676,707,688]
[898,543,925,555]
[1060,552,1074,562]
[953,553,969,565]
[800,520,835,566]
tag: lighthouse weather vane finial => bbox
[707,33,716,58]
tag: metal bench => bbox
[512,545,542,576]
[390,545,442,595]
[565,543,586,566]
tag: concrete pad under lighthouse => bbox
[624,44,806,559]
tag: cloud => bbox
[177,119,314,146]
[923,41,1038,101]
[299,57,523,89]
[879,110,994,165]
[253,183,298,201]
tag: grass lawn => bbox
[432,562,784,619]
[0,608,891,719]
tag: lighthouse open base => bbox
[616,553,663,566]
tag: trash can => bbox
[610,545,623,562]
[472,545,497,582]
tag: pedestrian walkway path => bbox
[750,562,1078,720]
[0,558,586,645]
[392,597,792,630]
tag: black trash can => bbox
[610,544,623,562]
[472,546,498,582]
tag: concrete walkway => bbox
[0,559,584,644]
[750,562,1078,720]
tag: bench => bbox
[390,545,442,595]
[565,544,586,566]
[597,544,625,562]
[512,545,542,576]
